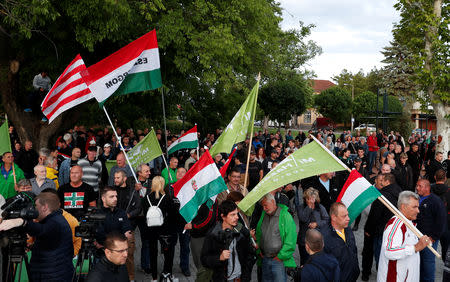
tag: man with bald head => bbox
[58,165,97,220]
[30,164,56,195]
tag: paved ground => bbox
[134,202,444,282]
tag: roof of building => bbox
[311,80,336,93]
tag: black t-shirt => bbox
[247,161,262,191]
[58,182,97,220]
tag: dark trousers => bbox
[299,245,309,266]
[362,233,374,276]
[171,228,190,272]
[148,230,175,280]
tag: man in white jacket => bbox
[377,191,431,282]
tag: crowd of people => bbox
[0,124,448,282]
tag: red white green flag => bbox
[173,149,227,223]
[337,170,381,223]
[167,125,198,155]
[81,30,162,105]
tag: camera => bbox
[1,192,38,221]
[75,207,106,240]
[217,228,240,249]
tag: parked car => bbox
[355,124,376,132]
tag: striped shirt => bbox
[77,157,102,191]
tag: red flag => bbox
[220,148,237,178]
[41,54,93,122]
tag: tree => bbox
[259,79,311,129]
[1,0,315,145]
[314,87,352,124]
[392,0,449,153]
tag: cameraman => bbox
[0,192,74,281]
[201,200,253,282]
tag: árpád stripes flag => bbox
[173,150,227,223]
[81,30,162,105]
[41,54,93,123]
[167,125,198,155]
[337,170,381,223]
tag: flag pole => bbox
[195,123,199,160]
[5,114,17,186]
[102,106,139,183]
[152,126,173,184]
[243,73,260,189]
[161,87,169,157]
[309,134,440,258]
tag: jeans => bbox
[420,240,439,282]
[368,151,377,173]
[261,257,286,282]
[373,235,382,268]
[172,229,190,272]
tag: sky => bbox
[278,0,400,81]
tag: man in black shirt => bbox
[58,165,97,220]
[247,149,263,191]
[262,149,279,176]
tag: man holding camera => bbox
[201,200,254,282]
[0,192,74,281]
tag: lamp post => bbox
[350,83,354,132]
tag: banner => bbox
[127,129,163,169]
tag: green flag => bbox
[0,120,11,156]
[238,141,347,213]
[209,80,259,156]
[127,129,163,169]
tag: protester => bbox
[415,178,446,282]
[295,187,329,265]
[30,164,56,195]
[78,146,103,191]
[161,157,178,186]
[300,229,340,282]
[141,176,174,281]
[0,192,74,281]
[15,140,39,179]
[322,202,360,282]
[86,232,130,282]
[301,172,340,212]
[201,200,254,281]
[108,152,133,186]
[216,167,249,204]
[113,170,141,282]
[184,149,198,170]
[59,147,82,186]
[58,165,97,220]
[255,193,296,282]
[427,151,444,183]
[377,191,431,282]
[0,152,25,199]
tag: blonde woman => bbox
[295,187,329,265]
[142,176,173,281]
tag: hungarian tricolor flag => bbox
[167,125,199,155]
[173,149,227,223]
[81,30,162,105]
[337,170,381,223]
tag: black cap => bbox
[354,157,362,162]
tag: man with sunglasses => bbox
[86,231,129,282]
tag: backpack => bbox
[146,194,165,227]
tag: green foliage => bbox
[352,91,378,120]
[259,79,311,124]
[332,68,383,97]
[392,0,449,104]
[314,87,352,123]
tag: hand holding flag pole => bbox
[309,134,440,258]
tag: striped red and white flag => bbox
[41,54,93,123]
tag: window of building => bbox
[304,110,311,124]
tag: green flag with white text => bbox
[238,141,347,213]
[0,120,11,156]
[209,80,259,156]
[127,129,163,169]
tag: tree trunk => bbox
[263,115,269,131]
[0,61,64,149]
[426,1,448,153]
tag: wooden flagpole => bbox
[243,73,260,189]
[310,134,440,258]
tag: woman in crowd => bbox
[142,176,174,281]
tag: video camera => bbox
[75,207,106,241]
[217,228,240,249]
[1,191,38,221]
